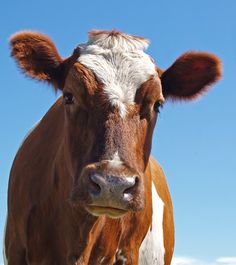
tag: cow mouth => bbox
[85,205,128,218]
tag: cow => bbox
[4,30,221,265]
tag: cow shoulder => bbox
[8,98,64,218]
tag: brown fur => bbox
[6,30,222,265]
[10,32,80,89]
[161,52,222,100]
[5,98,172,265]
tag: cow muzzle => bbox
[70,161,145,218]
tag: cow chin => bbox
[70,161,145,217]
[85,205,128,219]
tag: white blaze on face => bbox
[78,31,157,117]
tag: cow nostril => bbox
[123,176,139,197]
[89,174,102,196]
[134,176,139,186]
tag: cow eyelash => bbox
[63,92,74,105]
[153,101,163,113]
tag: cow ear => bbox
[160,52,222,100]
[10,31,80,90]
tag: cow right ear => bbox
[10,31,80,90]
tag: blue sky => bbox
[0,0,235,264]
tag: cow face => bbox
[10,30,221,218]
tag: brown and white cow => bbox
[4,30,221,265]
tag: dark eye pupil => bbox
[153,101,162,113]
[63,92,73,104]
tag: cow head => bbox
[10,30,221,218]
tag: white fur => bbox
[139,183,165,265]
[78,31,158,117]
[111,151,122,162]
[100,257,106,264]
[110,151,123,165]
[116,249,127,264]
[105,151,124,169]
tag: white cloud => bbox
[172,256,236,265]
[216,257,236,265]
[171,256,198,265]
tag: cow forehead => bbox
[78,31,159,117]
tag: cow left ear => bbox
[160,52,222,100]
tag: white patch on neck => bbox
[78,31,157,117]
[139,183,165,265]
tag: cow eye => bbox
[63,92,74,105]
[153,101,163,113]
